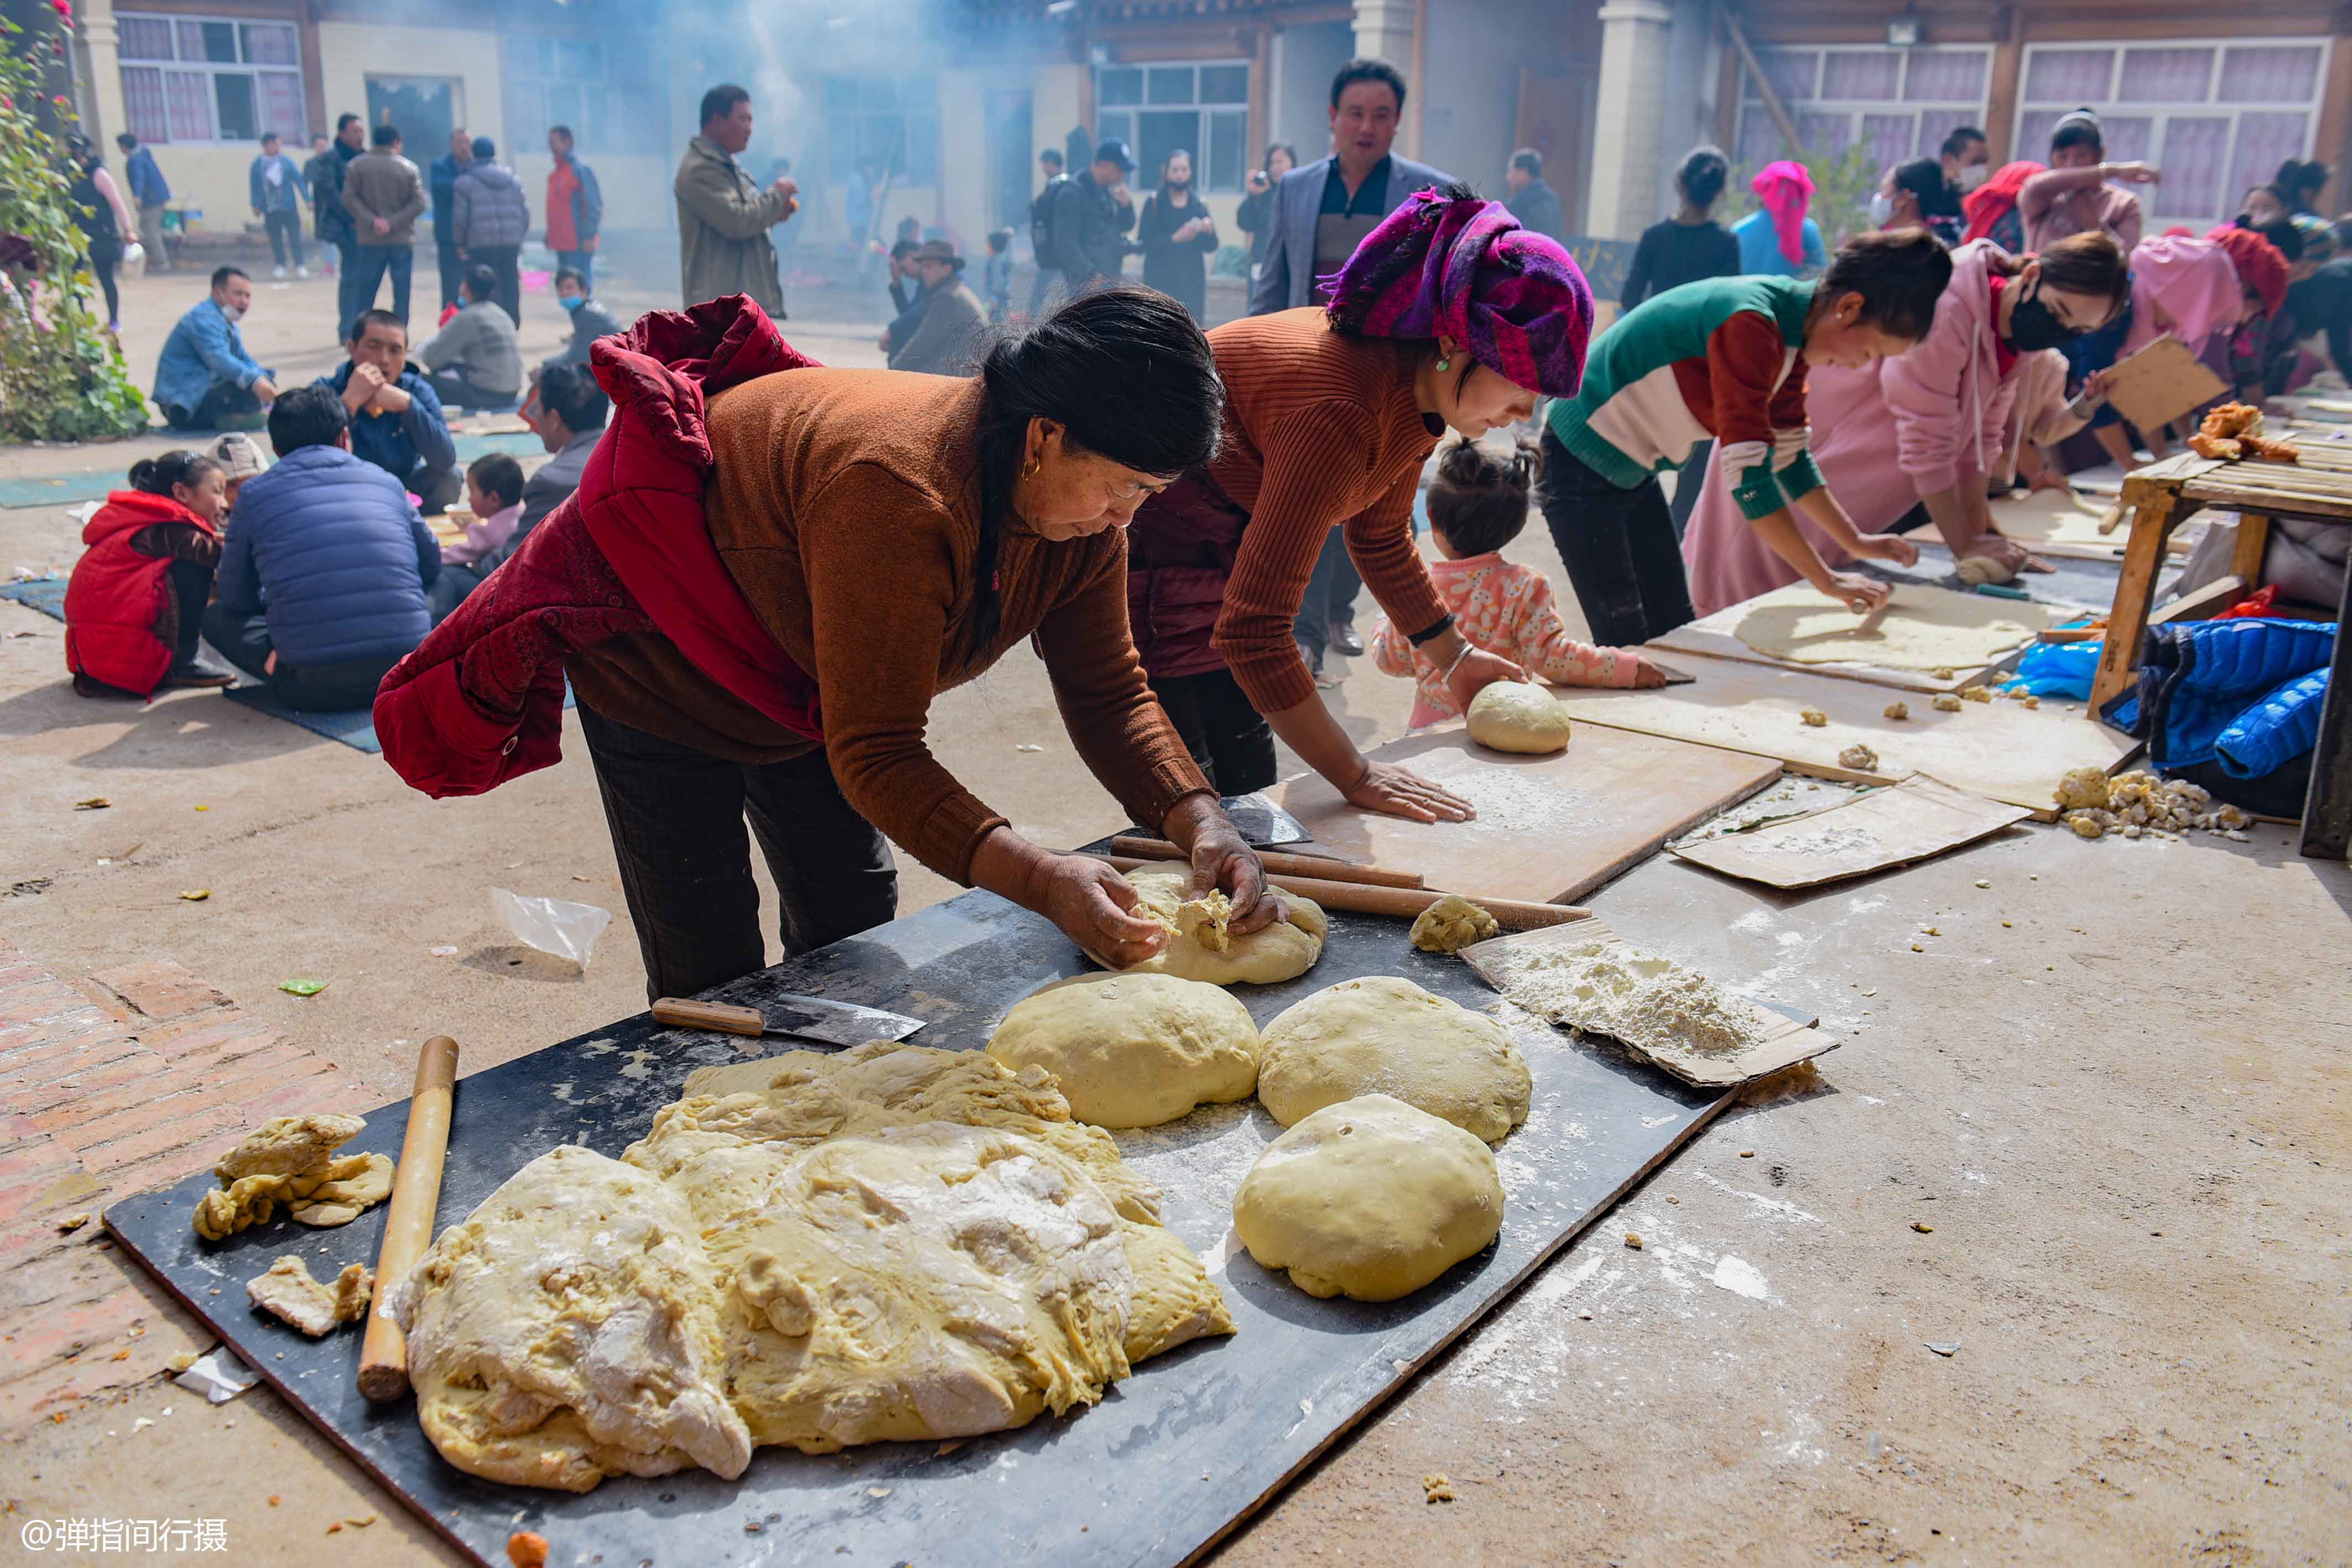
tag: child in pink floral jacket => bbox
[1373,437,1658,728]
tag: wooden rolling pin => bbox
[1089,854,1585,931]
[1105,835,1425,890]
[358,1034,460,1403]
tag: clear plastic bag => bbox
[491,887,612,968]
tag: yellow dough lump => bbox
[1256,976,1531,1144]
[1110,866,1326,985]
[1408,893,1501,954]
[1465,681,1573,754]
[985,971,1261,1128]
[1234,1094,1503,1301]
[194,1114,393,1239]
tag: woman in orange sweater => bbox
[553,288,1278,998]
[1127,186,1596,821]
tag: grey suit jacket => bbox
[1248,153,1453,316]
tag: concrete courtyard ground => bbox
[3,251,2348,1566]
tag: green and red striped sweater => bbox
[1546,274,1826,523]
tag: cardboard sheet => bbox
[2102,334,2228,433]
[1546,657,2140,819]
[1987,488,2198,562]
[1458,919,1832,1088]
[1648,580,2058,692]
[1667,773,2032,889]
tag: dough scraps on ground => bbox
[1256,976,1531,1144]
[1233,1094,1503,1301]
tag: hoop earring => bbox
[1022,457,1041,480]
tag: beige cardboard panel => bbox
[1648,581,2056,692]
[1669,773,2033,889]
[2103,334,2228,433]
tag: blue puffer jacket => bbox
[2216,667,2332,779]
[2106,617,2337,772]
[213,444,441,667]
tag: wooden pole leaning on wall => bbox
[1713,1,1801,157]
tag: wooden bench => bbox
[2090,448,2351,859]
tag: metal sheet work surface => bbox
[106,890,1727,1568]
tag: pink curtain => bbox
[119,66,170,144]
[116,17,173,61]
[2117,48,2214,103]
[1823,51,1900,101]
[2155,117,2231,218]
[164,70,212,143]
[1905,50,1987,102]
[2227,112,2312,211]
[2025,49,2115,104]
[2218,46,2322,102]
[259,72,305,142]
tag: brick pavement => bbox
[0,939,379,1433]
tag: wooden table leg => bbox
[2231,510,2271,581]
[2090,483,2184,713]
[2296,557,2352,860]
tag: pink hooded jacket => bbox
[1681,240,2052,617]
[2120,235,2245,358]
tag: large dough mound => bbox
[985,972,1261,1128]
[1257,976,1531,1144]
[1466,681,1573,754]
[714,1123,1136,1452]
[387,1145,753,1494]
[1109,866,1327,985]
[1233,1094,1503,1301]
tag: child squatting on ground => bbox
[1372,436,1661,730]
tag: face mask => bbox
[1868,192,1895,227]
[559,294,584,312]
[220,304,246,324]
[1958,163,1989,194]
[2005,279,2083,351]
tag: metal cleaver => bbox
[649,994,925,1048]
[1219,791,1312,847]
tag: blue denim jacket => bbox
[151,299,271,416]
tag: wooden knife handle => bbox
[651,998,767,1036]
[1089,855,1586,932]
[358,1034,459,1403]
[1106,835,1426,890]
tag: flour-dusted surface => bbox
[1476,939,1767,1057]
[103,892,1729,1568]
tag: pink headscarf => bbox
[1752,161,1815,267]
[2122,235,2247,357]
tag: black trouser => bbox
[468,244,521,325]
[1152,668,1277,796]
[165,560,211,663]
[394,460,464,516]
[264,209,305,268]
[163,382,263,431]
[1293,530,1363,663]
[1539,426,1695,647]
[436,234,464,309]
[198,603,402,711]
[574,702,899,1003]
[87,247,120,322]
[424,371,518,411]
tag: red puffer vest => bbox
[64,491,218,697]
[1125,470,1251,680]
[374,295,826,798]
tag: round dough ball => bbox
[1233,1093,1503,1301]
[1465,681,1572,754]
[985,972,1260,1128]
[1257,976,1531,1144]
[1110,867,1327,986]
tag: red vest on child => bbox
[65,491,218,697]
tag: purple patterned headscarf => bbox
[1321,190,1594,397]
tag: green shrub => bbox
[0,12,152,442]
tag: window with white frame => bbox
[1735,45,1992,175]
[824,76,940,187]
[2013,39,2331,230]
[503,35,660,158]
[116,13,305,147]
[1094,62,1250,194]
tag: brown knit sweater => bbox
[1203,308,1449,712]
[565,369,1209,883]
